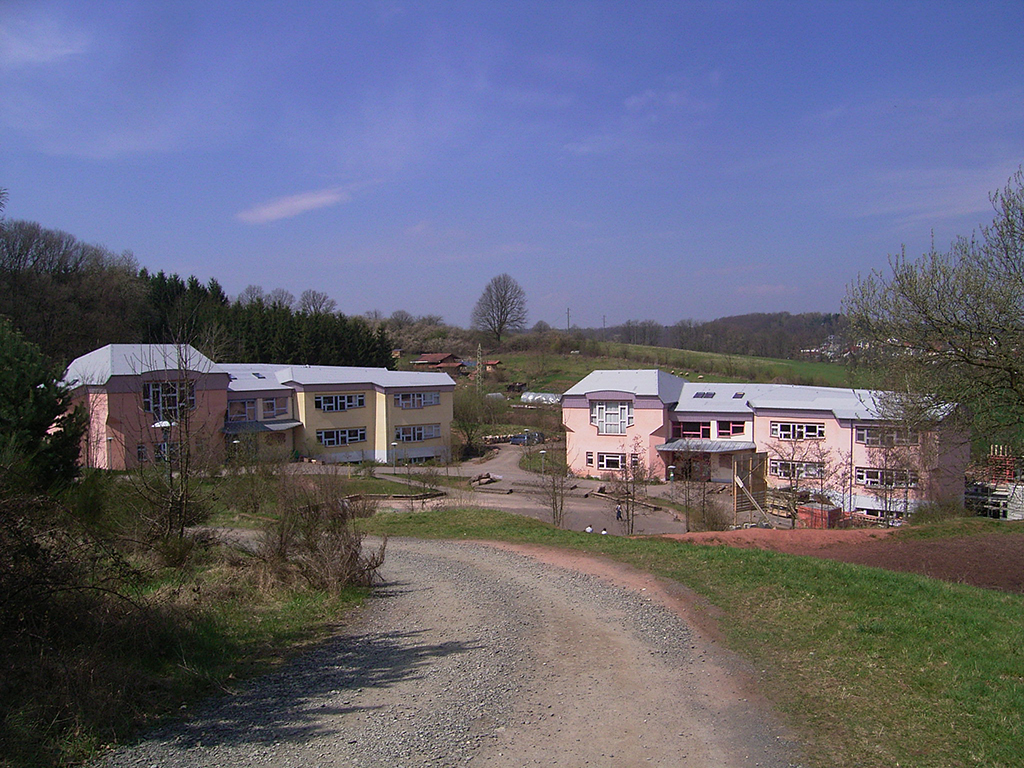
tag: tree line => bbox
[0,215,393,368]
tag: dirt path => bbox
[98,539,802,767]
[379,443,691,536]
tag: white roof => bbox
[218,364,294,393]
[675,381,886,421]
[674,382,776,414]
[563,369,907,423]
[64,344,218,386]
[747,386,883,420]
[221,363,455,392]
[563,369,686,401]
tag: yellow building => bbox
[221,364,455,464]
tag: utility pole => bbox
[566,308,570,333]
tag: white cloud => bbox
[0,12,89,68]
[236,187,353,224]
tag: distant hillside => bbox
[591,312,848,360]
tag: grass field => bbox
[491,343,854,394]
[360,507,1024,768]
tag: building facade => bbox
[64,345,455,470]
[563,370,968,517]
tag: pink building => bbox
[563,370,968,518]
[63,344,229,470]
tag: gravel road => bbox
[97,539,802,767]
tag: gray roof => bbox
[674,381,887,421]
[563,369,686,401]
[277,365,455,389]
[563,370,915,424]
[63,344,218,387]
[674,382,777,414]
[746,386,883,420]
[219,364,294,393]
[221,363,455,393]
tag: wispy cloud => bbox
[236,187,353,224]
[0,12,89,68]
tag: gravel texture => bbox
[95,539,802,767]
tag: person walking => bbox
[615,504,623,521]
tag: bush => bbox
[254,472,385,592]
[909,500,971,524]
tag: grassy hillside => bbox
[488,343,853,394]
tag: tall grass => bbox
[361,507,1024,768]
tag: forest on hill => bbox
[0,213,847,370]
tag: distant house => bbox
[483,359,502,373]
[64,345,456,469]
[411,352,466,375]
[562,369,968,519]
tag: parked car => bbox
[510,431,545,446]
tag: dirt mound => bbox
[664,527,1024,594]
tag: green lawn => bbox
[361,507,1024,768]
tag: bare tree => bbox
[452,387,487,459]
[765,439,849,524]
[845,168,1024,448]
[267,288,296,310]
[237,284,266,306]
[299,289,337,315]
[610,437,656,535]
[471,273,527,343]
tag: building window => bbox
[154,442,179,462]
[855,467,919,488]
[142,381,195,419]
[314,393,365,412]
[586,452,594,466]
[673,421,711,439]
[717,421,745,437]
[395,424,442,442]
[228,400,256,422]
[395,391,441,409]
[137,444,148,463]
[597,453,625,470]
[317,428,367,446]
[263,397,288,418]
[590,401,633,434]
[770,459,824,479]
[770,422,826,440]
[854,426,919,447]
[692,391,716,399]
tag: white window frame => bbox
[590,401,634,435]
[142,381,196,419]
[395,391,441,409]
[395,424,442,442]
[597,452,625,471]
[316,428,367,446]
[770,422,826,440]
[770,459,824,479]
[855,466,919,488]
[854,426,919,447]
[314,393,365,412]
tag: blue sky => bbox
[2,1,1022,329]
